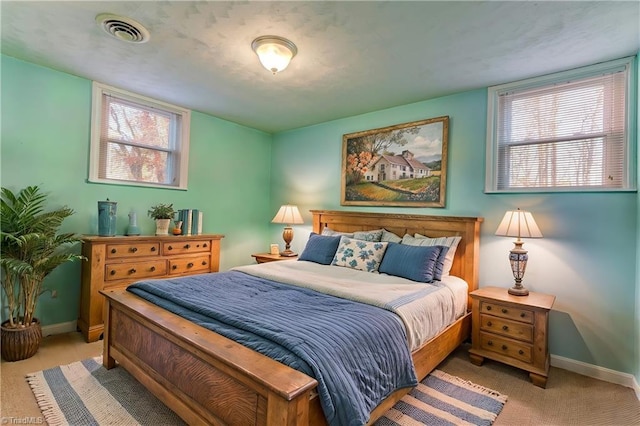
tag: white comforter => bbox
[233,260,468,351]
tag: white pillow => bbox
[381,229,402,243]
[402,234,462,277]
[332,236,388,273]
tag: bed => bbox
[100,210,482,425]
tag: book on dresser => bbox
[177,209,204,235]
[78,233,224,343]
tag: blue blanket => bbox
[128,271,417,426]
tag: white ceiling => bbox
[2,1,639,133]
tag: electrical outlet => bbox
[51,290,58,299]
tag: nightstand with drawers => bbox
[469,286,555,388]
[251,253,298,264]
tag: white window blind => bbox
[89,82,190,190]
[486,57,636,193]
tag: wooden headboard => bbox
[311,210,483,295]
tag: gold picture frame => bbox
[341,116,449,207]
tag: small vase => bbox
[155,218,171,236]
[172,220,183,235]
[98,200,117,236]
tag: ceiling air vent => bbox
[96,13,150,43]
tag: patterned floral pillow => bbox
[332,236,388,273]
[353,229,384,242]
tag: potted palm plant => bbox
[0,185,84,361]
[148,203,176,235]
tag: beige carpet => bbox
[2,332,639,425]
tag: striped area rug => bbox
[375,369,507,426]
[27,357,506,426]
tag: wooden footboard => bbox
[102,289,318,426]
[103,288,471,426]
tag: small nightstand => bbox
[251,252,298,264]
[469,286,555,388]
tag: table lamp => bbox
[495,208,543,296]
[271,205,304,257]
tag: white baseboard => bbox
[551,354,640,400]
[41,320,77,337]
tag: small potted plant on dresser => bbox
[0,185,84,361]
[148,203,176,236]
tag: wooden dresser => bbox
[78,234,224,342]
[469,286,555,388]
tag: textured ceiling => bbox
[2,1,639,133]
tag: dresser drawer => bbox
[480,332,532,363]
[168,255,211,275]
[107,243,160,259]
[481,301,533,323]
[105,260,167,281]
[162,240,212,255]
[480,314,533,342]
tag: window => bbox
[486,57,636,193]
[89,82,191,190]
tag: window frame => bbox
[89,82,191,190]
[485,56,636,193]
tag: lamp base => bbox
[508,285,529,296]
[279,249,298,257]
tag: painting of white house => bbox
[341,116,449,207]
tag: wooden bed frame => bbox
[101,210,482,425]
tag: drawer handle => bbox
[501,344,508,350]
[111,248,117,254]
[486,321,492,327]
[203,243,208,248]
[502,325,509,331]
[130,247,138,253]
[172,265,177,270]
[168,246,173,251]
[519,350,524,355]
[487,340,493,346]
[184,244,191,249]
[150,266,156,272]
[520,312,526,318]
[501,308,508,314]
[486,306,492,311]
[129,268,136,274]
[151,247,156,252]
[187,262,194,268]
[202,261,207,266]
[110,270,116,275]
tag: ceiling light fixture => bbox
[251,35,297,75]
[96,13,150,43]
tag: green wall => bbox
[1,55,273,325]
[271,86,639,376]
[636,54,640,386]
[2,53,639,379]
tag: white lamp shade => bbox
[495,209,542,239]
[252,36,297,74]
[271,205,304,225]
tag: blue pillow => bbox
[433,245,449,281]
[379,243,443,283]
[298,233,341,265]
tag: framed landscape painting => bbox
[341,116,449,207]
